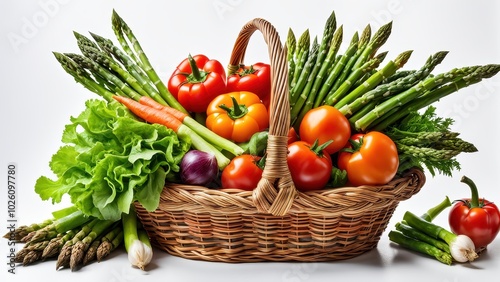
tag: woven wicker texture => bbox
[135,18,426,262]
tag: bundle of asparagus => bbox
[286,11,500,176]
[4,207,123,271]
[287,11,500,131]
[53,10,186,115]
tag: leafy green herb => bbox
[35,99,190,221]
[386,106,477,177]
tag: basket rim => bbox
[151,167,425,216]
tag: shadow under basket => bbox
[134,17,426,262]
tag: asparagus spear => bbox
[25,210,89,243]
[89,32,171,106]
[56,218,99,270]
[309,25,343,100]
[323,51,387,108]
[328,24,372,96]
[42,229,77,259]
[289,11,336,114]
[22,240,53,266]
[70,219,116,271]
[371,64,500,131]
[15,242,35,263]
[97,227,124,262]
[79,44,151,98]
[354,65,481,131]
[392,130,477,153]
[286,28,297,84]
[111,10,187,114]
[82,239,101,266]
[289,36,319,111]
[65,53,142,101]
[4,219,53,242]
[73,31,101,52]
[314,32,359,107]
[53,52,116,101]
[336,50,413,111]
[297,25,343,113]
[381,69,416,84]
[352,21,393,71]
[343,51,448,119]
[290,29,311,89]
[81,221,121,265]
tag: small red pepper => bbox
[227,62,271,108]
[448,176,500,250]
[167,54,227,113]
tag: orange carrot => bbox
[139,95,244,158]
[113,95,182,132]
[139,96,188,121]
[113,95,232,169]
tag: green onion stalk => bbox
[403,211,478,262]
[388,197,476,265]
[122,205,152,270]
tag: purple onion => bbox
[180,150,219,186]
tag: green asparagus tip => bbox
[73,31,85,40]
[111,9,122,28]
[396,50,413,67]
[481,64,500,78]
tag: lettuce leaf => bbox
[35,99,190,221]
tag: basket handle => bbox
[228,18,297,216]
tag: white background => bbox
[1,0,499,281]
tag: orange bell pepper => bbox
[206,91,269,143]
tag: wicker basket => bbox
[134,18,426,262]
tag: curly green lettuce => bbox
[35,99,190,221]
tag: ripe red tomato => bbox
[299,105,351,154]
[287,127,299,145]
[337,133,364,171]
[287,140,332,191]
[338,131,399,186]
[221,154,263,191]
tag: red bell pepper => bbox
[227,62,271,108]
[167,54,227,113]
[448,176,500,250]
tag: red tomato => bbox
[221,154,263,191]
[287,140,332,191]
[337,133,364,171]
[299,105,351,154]
[339,131,399,186]
[287,127,299,145]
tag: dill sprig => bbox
[386,106,477,177]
